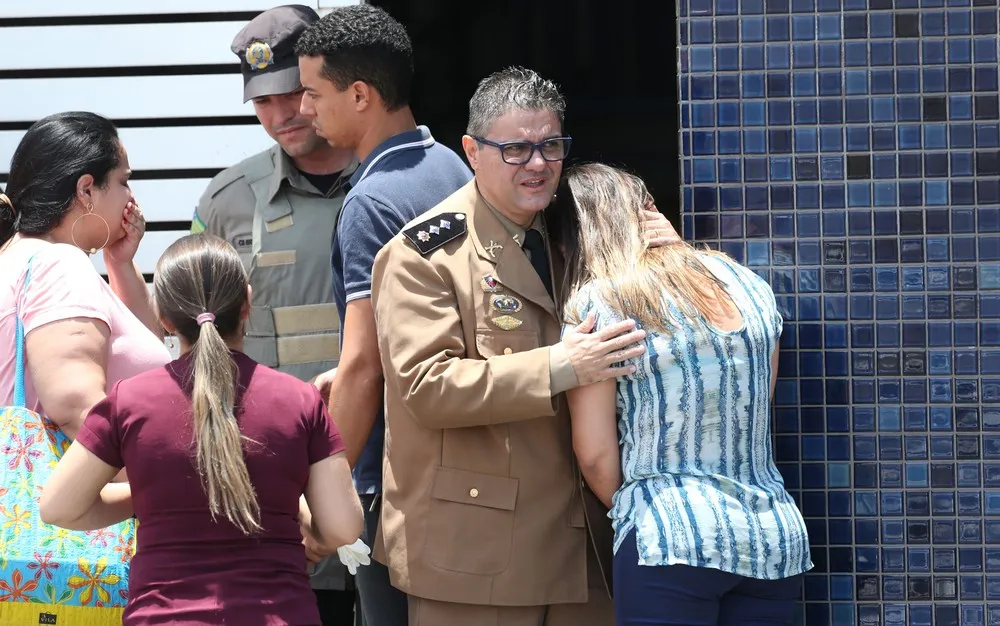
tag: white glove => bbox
[337,538,372,575]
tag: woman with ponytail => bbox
[547,164,812,626]
[41,234,364,625]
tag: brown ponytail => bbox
[153,234,261,534]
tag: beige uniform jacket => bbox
[371,180,591,607]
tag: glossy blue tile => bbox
[680,0,999,619]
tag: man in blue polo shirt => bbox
[295,5,471,624]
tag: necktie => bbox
[522,228,553,299]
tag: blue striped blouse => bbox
[567,254,812,580]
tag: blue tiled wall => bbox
[678,0,1000,623]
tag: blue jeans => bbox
[357,493,408,626]
[613,530,803,625]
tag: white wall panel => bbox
[2,22,248,70]
[92,230,191,276]
[129,179,213,223]
[0,0,369,18]
[0,125,273,174]
[0,75,252,122]
[1,1,320,18]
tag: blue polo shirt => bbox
[331,126,472,494]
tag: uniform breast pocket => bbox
[474,330,539,358]
[425,467,519,576]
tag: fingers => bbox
[575,311,597,333]
[604,344,646,365]
[302,539,324,564]
[123,201,145,234]
[595,318,639,341]
[601,364,639,380]
[305,550,324,565]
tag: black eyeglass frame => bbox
[472,136,573,165]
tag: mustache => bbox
[274,118,312,133]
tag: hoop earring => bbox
[70,203,111,255]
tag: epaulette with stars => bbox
[401,212,467,255]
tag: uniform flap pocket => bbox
[247,305,276,336]
[474,330,539,358]
[256,250,296,267]
[430,467,518,511]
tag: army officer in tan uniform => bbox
[371,67,673,626]
[191,6,358,625]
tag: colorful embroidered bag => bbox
[0,259,135,624]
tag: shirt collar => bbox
[349,125,434,188]
[476,183,544,248]
[268,145,358,201]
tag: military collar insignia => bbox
[402,212,467,255]
[485,240,503,258]
[246,41,274,71]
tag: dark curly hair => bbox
[294,4,413,112]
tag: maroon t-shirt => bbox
[76,351,344,626]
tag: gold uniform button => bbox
[503,347,513,355]
[469,488,480,498]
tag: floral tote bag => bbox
[0,258,135,625]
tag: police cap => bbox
[231,5,320,103]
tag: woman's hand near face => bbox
[103,198,145,267]
[102,196,163,338]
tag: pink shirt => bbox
[0,238,170,411]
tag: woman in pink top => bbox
[41,234,364,625]
[0,112,171,439]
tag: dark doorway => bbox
[368,0,680,226]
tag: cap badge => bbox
[246,41,274,71]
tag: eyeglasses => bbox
[473,136,572,165]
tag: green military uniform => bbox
[193,144,356,382]
[192,143,358,590]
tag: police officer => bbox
[191,5,359,625]
[370,67,678,626]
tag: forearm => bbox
[298,496,326,545]
[105,259,162,338]
[386,346,558,429]
[579,455,622,509]
[47,483,133,531]
[329,361,383,468]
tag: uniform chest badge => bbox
[480,274,501,293]
[246,41,274,71]
[490,294,522,314]
[491,315,523,331]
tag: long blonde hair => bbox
[549,163,736,334]
[153,234,262,534]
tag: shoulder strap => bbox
[401,212,468,255]
[12,255,36,408]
